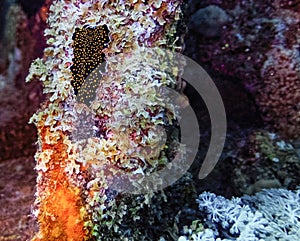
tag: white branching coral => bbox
[179,188,300,241]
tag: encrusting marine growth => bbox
[27,0,184,240]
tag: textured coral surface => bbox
[27,0,184,240]
[186,0,300,139]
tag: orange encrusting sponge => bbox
[32,126,89,241]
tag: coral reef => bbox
[232,130,300,194]
[2,0,298,239]
[27,0,187,240]
[186,0,300,139]
[195,127,300,198]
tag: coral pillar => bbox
[27,0,184,240]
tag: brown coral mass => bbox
[71,25,109,104]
